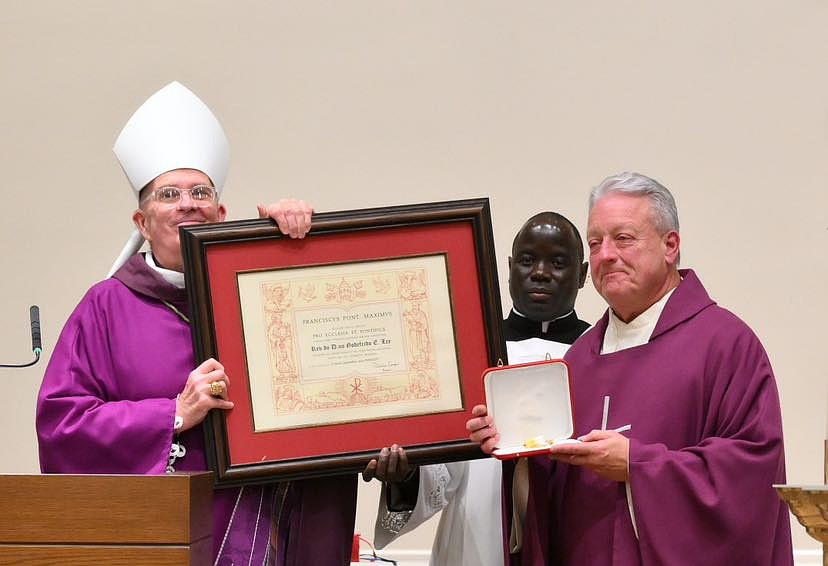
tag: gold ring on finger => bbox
[210,381,224,397]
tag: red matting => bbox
[206,222,490,466]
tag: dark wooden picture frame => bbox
[181,198,505,486]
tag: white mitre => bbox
[107,81,230,277]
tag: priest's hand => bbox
[175,358,234,433]
[362,444,414,483]
[257,198,313,239]
[547,429,629,482]
[466,404,500,454]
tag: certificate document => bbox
[237,254,462,431]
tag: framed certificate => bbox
[181,198,505,486]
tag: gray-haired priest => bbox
[468,171,793,565]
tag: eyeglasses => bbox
[148,185,217,204]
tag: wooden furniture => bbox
[0,472,213,565]
[776,485,828,565]
[775,440,828,566]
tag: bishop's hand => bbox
[175,358,234,433]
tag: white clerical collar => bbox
[512,308,574,333]
[144,252,186,288]
[601,286,677,354]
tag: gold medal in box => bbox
[482,359,576,460]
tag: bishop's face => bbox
[508,219,587,322]
[132,168,227,272]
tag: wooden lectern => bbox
[0,472,213,565]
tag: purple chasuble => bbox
[520,269,792,565]
[37,254,357,565]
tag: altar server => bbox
[367,212,589,565]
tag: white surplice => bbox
[374,335,575,566]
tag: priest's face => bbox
[133,168,227,272]
[508,216,588,322]
[587,193,680,322]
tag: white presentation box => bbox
[483,359,578,460]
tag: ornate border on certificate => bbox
[238,254,461,431]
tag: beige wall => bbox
[1,1,825,556]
